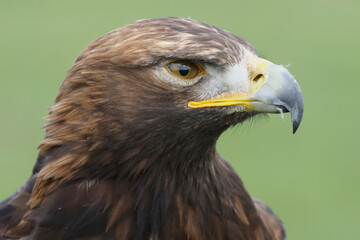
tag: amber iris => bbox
[166,61,203,80]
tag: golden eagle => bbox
[0,17,303,240]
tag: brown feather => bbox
[0,17,286,240]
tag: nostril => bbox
[253,74,263,83]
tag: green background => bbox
[0,1,359,239]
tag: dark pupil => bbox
[179,64,190,76]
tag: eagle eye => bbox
[166,60,205,80]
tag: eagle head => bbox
[43,17,303,157]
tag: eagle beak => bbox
[188,56,304,133]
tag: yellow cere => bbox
[246,55,269,93]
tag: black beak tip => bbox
[277,105,303,134]
[291,107,303,134]
[292,120,300,134]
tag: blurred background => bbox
[0,0,359,239]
